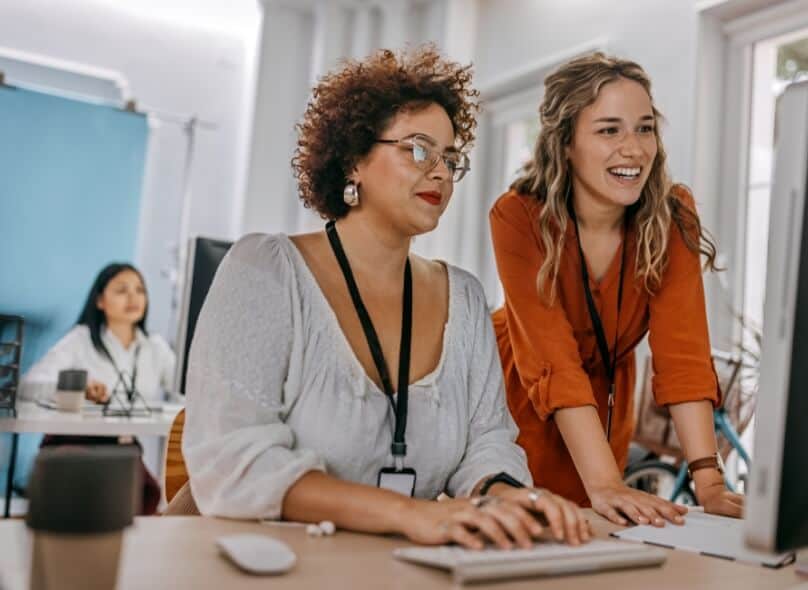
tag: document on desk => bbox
[611,511,795,567]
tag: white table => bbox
[0,401,181,517]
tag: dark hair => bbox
[292,44,480,219]
[76,263,148,355]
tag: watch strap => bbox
[687,453,723,478]
[479,472,526,496]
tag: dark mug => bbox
[54,369,88,412]
[26,446,141,590]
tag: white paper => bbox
[612,511,794,567]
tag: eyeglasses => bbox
[375,134,470,183]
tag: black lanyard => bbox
[326,220,412,468]
[101,342,141,402]
[571,212,627,441]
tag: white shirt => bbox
[20,325,176,403]
[183,233,531,520]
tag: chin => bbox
[597,184,644,208]
[404,209,442,236]
[616,191,643,207]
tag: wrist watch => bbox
[479,472,526,496]
[687,452,725,479]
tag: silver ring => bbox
[527,489,545,504]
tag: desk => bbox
[0,401,181,517]
[0,512,803,589]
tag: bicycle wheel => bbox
[623,460,697,506]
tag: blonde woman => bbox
[490,53,743,527]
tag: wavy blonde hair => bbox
[511,52,718,303]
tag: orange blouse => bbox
[490,186,720,505]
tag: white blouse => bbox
[183,233,531,520]
[20,325,176,403]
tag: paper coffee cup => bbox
[26,446,141,590]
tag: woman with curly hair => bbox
[490,52,743,526]
[183,46,588,549]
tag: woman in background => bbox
[490,53,743,527]
[22,262,175,514]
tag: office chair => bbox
[163,408,189,502]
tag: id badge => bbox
[377,467,416,497]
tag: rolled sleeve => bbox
[648,188,720,408]
[490,193,596,421]
[526,363,595,421]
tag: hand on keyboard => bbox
[486,486,591,546]
[397,489,590,551]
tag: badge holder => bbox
[378,467,417,497]
[377,448,416,497]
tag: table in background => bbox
[0,511,803,590]
[0,401,181,517]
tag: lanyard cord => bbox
[571,212,627,441]
[100,341,141,401]
[325,220,412,466]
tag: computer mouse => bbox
[216,533,297,575]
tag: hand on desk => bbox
[697,481,744,518]
[588,482,688,527]
[399,488,590,551]
[85,380,109,404]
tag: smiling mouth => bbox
[608,166,642,180]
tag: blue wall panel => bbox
[0,86,148,494]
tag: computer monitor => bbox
[173,236,232,395]
[745,80,808,553]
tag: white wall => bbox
[242,0,450,237]
[474,0,701,195]
[0,0,261,341]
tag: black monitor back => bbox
[174,237,232,395]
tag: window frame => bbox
[694,0,808,348]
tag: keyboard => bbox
[393,539,667,584]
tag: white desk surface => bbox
[0,401,181,437]
[0,513,804,590]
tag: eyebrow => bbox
[592,115,655,124]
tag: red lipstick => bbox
[416,191,442,206]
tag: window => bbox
[707,9,808,478]
[743,29,808,348]
[500,115,540,191]
[474,86,543,307]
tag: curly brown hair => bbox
[292,45,480,219]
